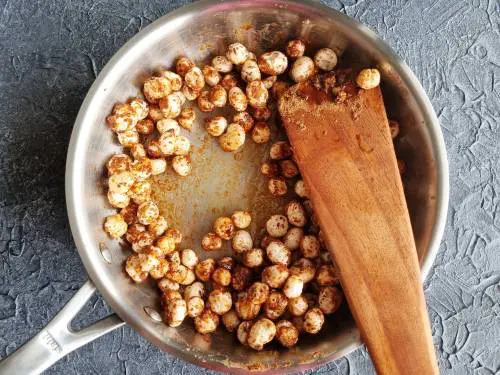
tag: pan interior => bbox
[68,0,441,372]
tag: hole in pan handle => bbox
[0,280,125,375]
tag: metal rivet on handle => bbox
[144,306,163,322]
[99,242,112,263]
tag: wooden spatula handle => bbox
[280,82,439,374]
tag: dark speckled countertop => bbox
[0,0,499,374]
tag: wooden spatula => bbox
[278,71,439,375]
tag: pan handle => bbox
[0,280,125,375]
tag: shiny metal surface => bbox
[0,281,125,375]
[0,0,449,373]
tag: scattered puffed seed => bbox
[276,320,299,348]
[130,144,147,160]
[247,318,276,351]
[143,76,172,102]
[228,87,248,112]
[284,227,304,250]
[303,307,324,334]
[235,292,261,320]
[261,264,289,288]
[197,91,216,112]
[252,107,271,121]
[248,282,270,304]
[125,255,147,283]
[242,248,264,268]
[220,73,239,91]
[148,105,164,121]
[270,141,292,160]
[241,59,261,82]
[294,179,308,198]
[389,120,400,139]
[136,119,154,135]
[218,256,236,271]
[268,177,288,196]
[194,309,219,334]
[213,216,235,240]
[262,75,277,90]
[181,249,199,269]
[131,231,154,252]
[128,180,152,205]
[212,56,233,73]
[280,159,299,178]
[288,295,308,316]
[201,232,222,251]
[300,235,320,258]
[195,258,216,282]
[107,191,130,208]
[286,200,307,227]
[176,57,195,77]
[203,65,221,86]
[246,80,269,109]
[158,132,176,156]
[155,235,175,255]
[205,116,228,137]
[159,93,182,119]
[177,107,196,131]
[208,85,227,107]
[286,40,306,59]
[266,240,291,266]
[120,203,138,225]
[165,228,183,244]
[258,51,288,75]
[181,85,201,101]
[231,265,252,291]
[356,68,381,90]
[318,286,343,314]
[212,267,232,286]
[231,210,251,229]
[108,171,135,194]
[208,289,232,315]
[147,139,164,158]
[233,111,254,133]
[148,215,168,237]
[232,230,253,253]
[264,291,288,320]
[187,296,205,318]
[222,310,241,332]
[150,158,167,175]
[184,281,205,300]
[158,278,180,292]
[260,162,279,177]
[171,155,192,176]
[314,48,338,71]
[237,321,253,345]
[226,43,249,65]
[266,214,289,237]
[290,56,315,83]
[316,264,340,286]
[174,135,191,156]
[219,123,246,152]
[107,154,131,175]
[283,275,304,299]
[117,130,139,148]
[104,214,127,238]
[159,70,183,91]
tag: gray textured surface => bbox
[0,0,499,374]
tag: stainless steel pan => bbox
[0,0,449,373]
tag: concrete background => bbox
[0,0,499,374]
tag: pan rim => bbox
[65,0,449,372]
